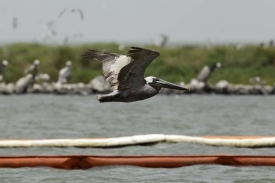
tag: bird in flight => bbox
[58,8,84,20]
[12,17,18,29]
[82,47,189,103]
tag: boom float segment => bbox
[1,134,275,148]
[0,155,275,169]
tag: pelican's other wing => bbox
[58,8,69,18]
[117,47,160,90]
[76,9,84,20]
[82,50,132,91]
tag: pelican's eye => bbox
[153,78,159,82]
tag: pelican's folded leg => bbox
[96,90,120,103]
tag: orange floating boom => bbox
[1,155,275,169]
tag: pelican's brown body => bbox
[97,84,159,103]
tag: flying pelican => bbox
[58,8,84,20]
[42,20,57,42]
[82,47,189,102]
[62,33,83,45]
[12,17,18,29]
[155,34,169,47]
[57,61,72,84]
[72,33,83,39]
[62,36,69,44]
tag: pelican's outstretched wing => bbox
[82,50,132,91]
[58,8,69,18]
[75,9,84,20]
[58,8,84,20]
[117,47,160,90]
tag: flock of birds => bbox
[7,7,170,46]
[1,47,275,101]
[0,58,81,95]
[8,8,85,44]
[42,8,85,44]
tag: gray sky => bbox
[1,0,275,44]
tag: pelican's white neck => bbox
[145,76,156,84]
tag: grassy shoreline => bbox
[1,43,275,85]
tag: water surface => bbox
[0,95,275,182]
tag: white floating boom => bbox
[1,134,275,148]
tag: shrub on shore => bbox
[1,43,275,85]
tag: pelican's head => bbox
[66,61,72,66]
[145,76,189,91]
[34,59,40,65]
[2,60,8,66]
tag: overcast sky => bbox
[1,0,275,45]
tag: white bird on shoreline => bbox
[57,61,72,84]
[0,60,8,82]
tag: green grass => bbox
[1,43,275,85]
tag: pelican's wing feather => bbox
[58,8,69,18]
[76,9,84,20]
[82,50,132,91]
[117,47,160,90]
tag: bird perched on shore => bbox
[25,59,40,79]
[82,47,189,102]
[15,74,33,94]
[57,61,72,84]
[0,60,8,82]
[197,62,221,83]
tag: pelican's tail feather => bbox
[96,91,120,103]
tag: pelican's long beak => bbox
[154,79,189,91]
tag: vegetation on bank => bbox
[0,43,275,85]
